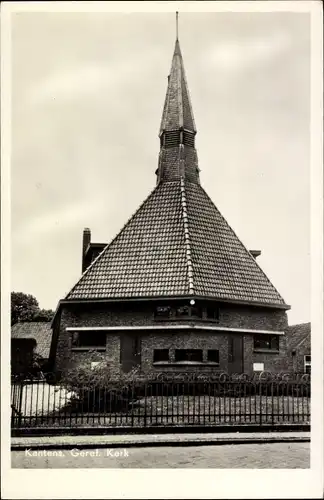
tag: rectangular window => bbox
[207,349,219,363]
[154,306,171,318]
[133,337,141,356]
[176,305,191,317]
[71,331,106,350]
[191,306,203,318]
[153,349,169,363]
[206,306,220,321]
[175,349,203,363]
[304,355,311,374]
[254,334,279,351]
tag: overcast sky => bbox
[10,9,310,324]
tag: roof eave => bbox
[58,295,290,311]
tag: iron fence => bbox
[11,372,310,431]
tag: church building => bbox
[49,32,290,377]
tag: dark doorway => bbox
[228,335,244,374]
[120,334,141,373]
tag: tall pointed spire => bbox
[159,35,196,135]
[157,25,199,184]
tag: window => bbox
[207,349,219,363]
[254,334,279,351]
[176,305,191,317]
[71,331,106,350]
[154,304,220,322]
[175,349,203,363]
[133,337,141,356]
[153,349,169,363]
[206,306,220,321]
[154,306,171,319]
[304,355,311,374]
[191,306,203,318]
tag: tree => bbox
[11,292,54,325]
[33,308,55,322]
[11,292,39,325]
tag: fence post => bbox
[271,382,274,426]
[143,382,147,427]
[259,380,262,425]
[18,381,24,428]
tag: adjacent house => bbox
[50,35,291,377]
[285,323,311,374]
[11,322,52,376]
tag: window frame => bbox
[154,303,220,322]
[71,331,107,351]
[207,349,220,364]
[174,349,203,363]
[205,305,220,322]
[154,306,172,319]
[153,349,170,363]
[253,334,280,353]
[304,354,311,374]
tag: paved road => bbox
[12,442,309,468]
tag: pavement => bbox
[11,441,310,469]
[11,431,310,450]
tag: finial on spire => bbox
[176,11,179,40]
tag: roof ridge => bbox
[180,177,195,295]
[64,185,158,300]
[179,50,196,132]
[198,183,288,306]
[293,332,310,350]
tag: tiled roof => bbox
[11,322,52,358]
[285,323,311,350]
[66,179,287,306]
[67,182,189,299]
[159,40,196,135]
[186,183,286,304]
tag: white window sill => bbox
[253,349,279,354]
[154,317,219,323]
[153,362,220,367]
[71,347,106,352]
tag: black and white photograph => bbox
[1,0,323,498]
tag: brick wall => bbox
[53,301,289,376]
[243,334,289,374]
[141,332,229,373]
[288,338,311,373]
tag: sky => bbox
[10,8,310,324]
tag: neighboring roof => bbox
[285,322,311,350]
[61,37,288,309]
[159,40,196,135]
[11,322,52,358]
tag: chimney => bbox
[250,250,261,259]
[82,228,91,273]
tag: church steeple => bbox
[156,18,200,184]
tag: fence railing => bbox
[11,372,310,430]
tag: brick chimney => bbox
[82,228,91,273]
